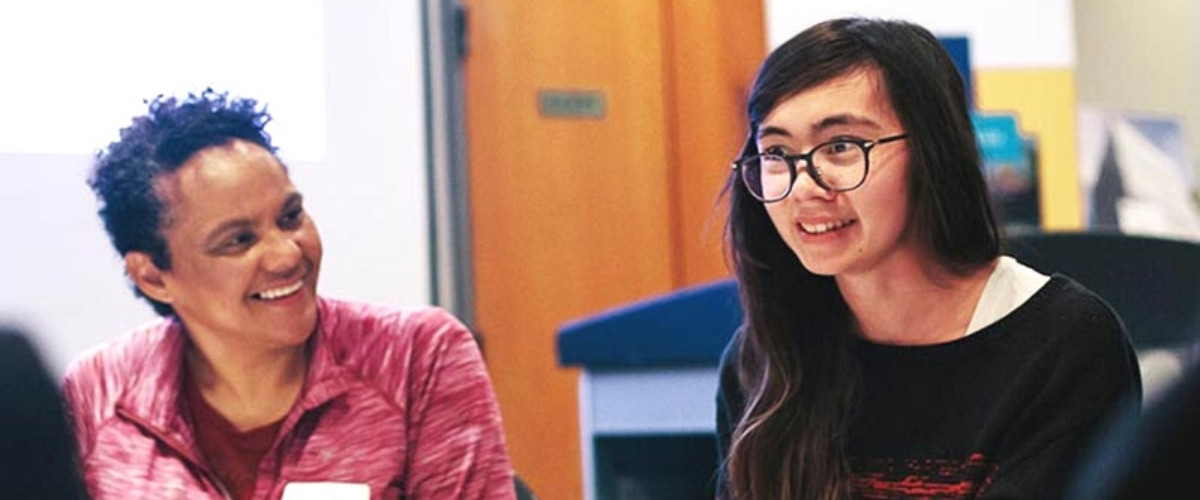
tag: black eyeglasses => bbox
[731,134,908,202]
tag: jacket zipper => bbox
[115,407,235,500]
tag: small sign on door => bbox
[538,89,606,119]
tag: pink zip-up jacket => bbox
[63,297,516,499]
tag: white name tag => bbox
[282,482,370,500]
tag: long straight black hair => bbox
[724,18,1001,499]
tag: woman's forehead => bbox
[759,67,896,137]
[153,141,293,230]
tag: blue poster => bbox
[972,112,1040,231]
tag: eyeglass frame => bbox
[730,133,908,202]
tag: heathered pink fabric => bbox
[63,297,516,500]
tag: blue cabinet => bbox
[557,280,742,500]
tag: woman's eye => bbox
[762,145,789,156]
[823,141,857,155]
[280,208,304,229]
[225,233,255,249]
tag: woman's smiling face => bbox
[129,139,323,350]
[758,65,916,278]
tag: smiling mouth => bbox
[800,219,856,235]
[253,280,305,300]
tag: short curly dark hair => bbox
[88,89,276,316]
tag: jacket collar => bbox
[114,298,356,449]
[113,317,199,458]
[290,297,357,415]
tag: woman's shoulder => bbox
[995,275,1138,379]
[319,297,472,343]
[316,297,489,409]
[62,317,182,439]
[920,274,1136,373]
[1022,275,1127,336]
[63,317,179,387]
[318,297,480,369]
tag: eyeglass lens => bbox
[743,141,866,200]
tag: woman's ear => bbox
[124,252,173,304]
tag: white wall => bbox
[1074,0,1200,176]
[764,0,1075,68]
[0,0,431,374]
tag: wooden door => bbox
[463,2,764,497]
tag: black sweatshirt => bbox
[716,275,1142,499]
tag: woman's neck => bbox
[185,336,310,431]
[836,256,997,345]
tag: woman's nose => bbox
[262,231,303,274]
[788,164,836,201]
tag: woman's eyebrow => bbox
[203,218,253,248]
[757,114,882,141]
[280,192,304,211]
[811,113,881,132]
[756,125,793,140]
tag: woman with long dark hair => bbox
[715,18,1141,499]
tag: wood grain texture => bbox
[464,2,764,498]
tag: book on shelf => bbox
[972,111,1041,234]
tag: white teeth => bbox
[801,219,854,234]
[256,280,304,300]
